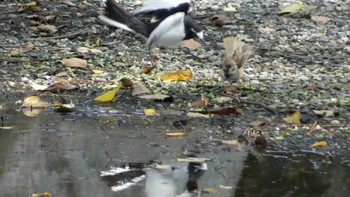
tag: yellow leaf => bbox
[279,3,316,14]
[32,192,51,197]
[94,87,120,102]
[223,6,236,12]
[159,70,192,81]
[283,111,301,124]
[166,131,185,137]
[311,141,327,147]
[23,1,37,6]
[22,96,50,108]
[202,188,218,193]
[154,163,171,170]
[144,108,160,116]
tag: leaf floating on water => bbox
[61,58,87,68]
[283,111,301,125]
[159,70,192,81]
[166,131,185,137]
[311,141,328,147]
[219,184,234,189]
[154,163,171,170]
[144,108,160,116]
[22,96,50,108]
[94,87,120,102]
[31,192,51,197]
[187,112,210,118]
[202,188,218,193]
[138,94,171,101]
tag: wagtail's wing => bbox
[134,0,190,20]
[99,0,150,37]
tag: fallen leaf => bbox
[306,85,317,91]
[311,16,330,24]
[249,121,267,127]
[144,108,160,116]
[219,185,233,189]
[154,163,171,170]
[21,96,50,108]
[90,69,105,74]
[274,136,284,140]
[311,141,327,147]
[180,39,202,50]
[77,47,90,53]
[186,112,210,118]
[202,188,218,193]
[138,94,172,101]
[212,96,232,103]
[94,87,120,102]
[224,86,239,94]
[212,15,232,26]
[223,6,236,12]
[189,97,208,108]
[283,111,301,124]
[132,81,151,96]
[279,3,316,15]
[313,110,335,118]
[61,58,87,68]
[31,192,51,197]
[141,65,156,74]
[31,24,57,33]
[166,131,185,137]
[159,70,192,81]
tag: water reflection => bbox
[0,109,349,196]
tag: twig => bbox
[34,30,84,40]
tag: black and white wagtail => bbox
[99,0,203,51]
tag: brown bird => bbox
[221,34,252,82]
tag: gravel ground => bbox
[0,0,349,154]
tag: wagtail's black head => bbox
[184,16,203,40]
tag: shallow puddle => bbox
[0,109,349,196]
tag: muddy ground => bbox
[0,0,349,196]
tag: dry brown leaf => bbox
[90,69,105,74]
[141,65,156,74]
[61,58,87,68]
[313,110,335,118]
[132,82,151,96]
[189,97,208,108]
[306,85,317,91]
[311,16,330,24]
[249,121,267,127]
[212,15,232,26]
[224,86,239,94]
[180,39,201,50]
[212,96,232,103]
[55,71,73,78]
[31,24,57,33]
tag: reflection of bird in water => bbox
[145,161,207,197]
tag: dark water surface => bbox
[0,109,349,197]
